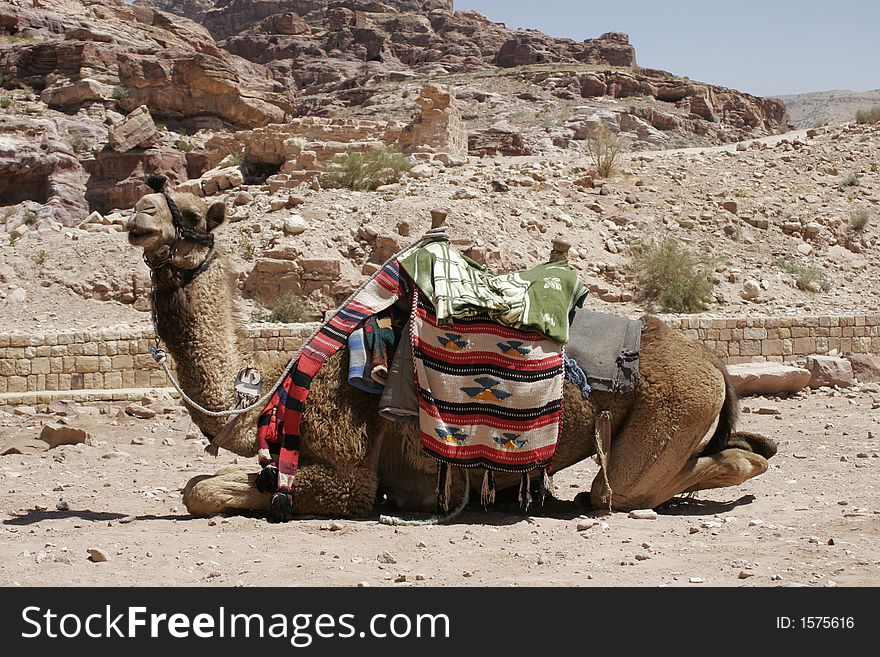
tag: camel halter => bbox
[142,175,215,273]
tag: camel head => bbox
[126,175,226,272]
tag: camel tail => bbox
[701,364,739,456]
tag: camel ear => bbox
[205,201,226,233]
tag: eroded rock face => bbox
[0,116,90,225]
[83,148,188,214]
[0,0,294,128]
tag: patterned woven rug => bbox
[412,292,564,473]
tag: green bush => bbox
[839,173,861,188]
[778,259,830,293]
[111,85,130,100]
[326,150,413,191]
[585,124,621,179]
[0,96,10,109]
[855,107,880,124]
[176,139,196,153]
[633,238,715,313]
[256,292,312,324]
[849,209,870,232]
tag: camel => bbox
[124,183,776,520]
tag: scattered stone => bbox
[689,577,704,584]
[738,571,754,579]
[283,214,308,235]
[55,501,69,511]
[377,550,397,565]
[576,518,598,531]
[39,423,89,448]
[740,279,761,300]
[87,548,110,563]
[125,403,156,419]
[628,509,657,520]
[1,439,51,456]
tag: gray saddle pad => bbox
[566,309,643,394]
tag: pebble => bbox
[748,518,764,527]
[377,550,397,565]
[576,519,598,531]
[87,548,110,563]
[55,501,69,512]
[689,577,704,584]
[101,451,130,460]
[125,403,156,420]
[628,509,657,520]
[738,571,754,579]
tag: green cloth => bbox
[400,240,588,343]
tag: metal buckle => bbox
[234,366,262,400]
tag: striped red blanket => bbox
[255,259,408,519]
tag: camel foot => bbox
[182,465,272,517]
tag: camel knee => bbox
[291,464,379,517]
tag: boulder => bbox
[38,423,90,448]
[1,439,51,456]
[726,362,812,396]
[845,353,880,383]
[41,78,113,108]
[107,106,158,153]
[805,356,855,389]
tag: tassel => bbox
[518,472,532,512]
[268,486,295,523]
[254,462,279,494]
[539,467,551,507]
[480,468,497,510]
[437,462,452,514]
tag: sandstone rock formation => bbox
[398,83,467,158]
[0,0,294,128]
[0,115,89,225]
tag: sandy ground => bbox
[1,384,878,588]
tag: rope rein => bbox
[149,226,450,419]
[379,472,470,526]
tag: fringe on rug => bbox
[480,468,496,510]
[539,467,551,507]
[437,462,453,514]
[518,472,532,512]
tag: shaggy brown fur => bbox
[126,191,775,518]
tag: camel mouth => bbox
[127,227,160,245]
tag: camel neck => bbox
[151,256,246,437]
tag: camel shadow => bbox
[2,509,194,526]
[655,494,757,516]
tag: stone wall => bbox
[2,315,879,404]
[0,324,315,404]
[663,315,880,364]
